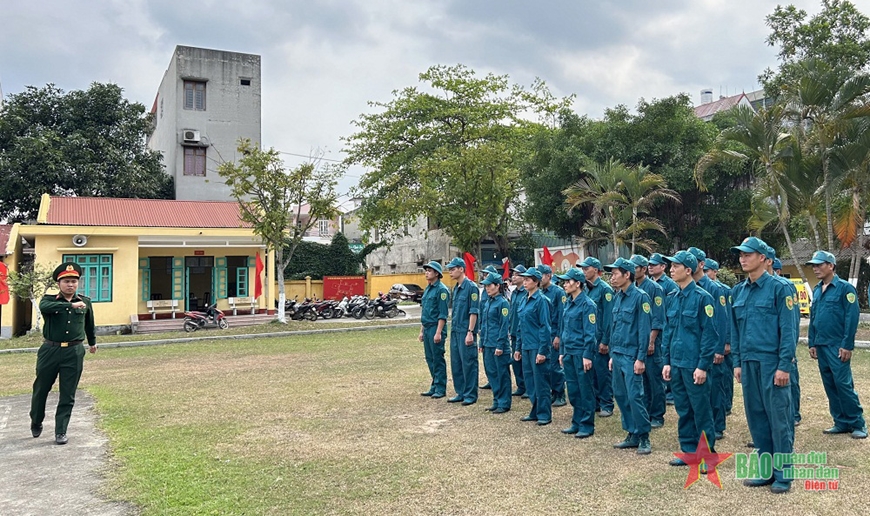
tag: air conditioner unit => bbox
[183,130,201,143]
[72,235,88,247]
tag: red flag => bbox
[542,246,554,267]
[0,262,9,305]
[254,252,264,299]
[502,257,511,279]
[463,252,476,282]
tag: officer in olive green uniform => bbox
[30,262,97,445]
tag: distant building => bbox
[148,45,262,201]
[694,90,755,122]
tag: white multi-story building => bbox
[148,46,261,201]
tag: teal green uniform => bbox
[587,277,614,412]
[30,293,96,436]
[420,280,450,396]
[715,280,735,413]
[663,282,718,453]
[698,275,729,434]
[731,271,796,484]
[772,274,802,424]
[560,291,598,434]
[809,275,865,431]
[654,273,679,296]
[610,285,652,438]
[518,290,552,422]
[450,278,480,402]
[508,286,526,394]
[540,283,566,399]
[636,277,666,425]
[480,294,512,410]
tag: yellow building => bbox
[1,195,275,337]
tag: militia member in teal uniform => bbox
[807,251,868,439]
[730,237,796,494]
[688,247,729,439]
[768,252,802,426]
[649,252,678,406]
[630,254,666,428]
[605,258,653,454]
[479,273,512,413]
[30,262,97,445]
[538,264,567,407]
[704,259,735,417]
[515,267,553,425]
[662,251,719,470]
[579,257,614,417]
[419,261,449,399]
[479,265,499,390]
[446,257,480,405]
[556,268,598,438]
[508,265,528,397]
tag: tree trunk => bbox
[808,215,822,251]
[823,159,835,250]
[782,226,810,287]
[631,207,637,255]
[276,247,287,323]
[30,296,42,333]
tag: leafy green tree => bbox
[6,262,56,333]
[0,83,172,220]
[344,64,570,257]
[218,140,340,323]
[283,232,385,280]
[696,105,810,285]
[785,57,870,248]
[761,0,870,97]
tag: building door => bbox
[185,256,214,310]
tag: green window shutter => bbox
[139,257,150,270]
[247,256,256,267]
[236,268,248,297]
[214,265,228,299]
[142,270,151,301]
[172,257,184,300]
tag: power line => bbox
[276,150,344,163]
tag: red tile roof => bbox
[694,93,749,119]
[0,224,12,255]
[44,197,251,228]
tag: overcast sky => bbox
[1,0,821,194]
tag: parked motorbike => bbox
[183,303,229,332]
[364,293,405,319]
[348,295,370,319]
[290,297,318,321]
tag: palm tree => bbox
[785,58,870,249]
[564,158,679,259]
[695,104,810,286]
[564,157,628,261]
[830,117,870,281]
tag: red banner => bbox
[254,252,264,299]
[323,276,366,300]
[0,262,8,305]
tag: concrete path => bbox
[0,392,136,516]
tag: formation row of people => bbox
[417,238,866,494]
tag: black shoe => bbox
[55,434,68,445]
[431,393,445,399]
[636,436,652,455]
[492,407,509,414]
[598,410,613,418]
[770,481,791,494]
[650,420,664,429]
[561,425,579,434]
[536,420,551,426]
[746,441,755,448]
[447,396,463,403]
[485,405,496,411]
[420,390,434,397]
[461,399,476,406]
[613,434,639,449]
[743,478,774,487]
[823,425,851,435]
[669,458,688,466]
[575,431,593,439]
[520,415,538,422]
[511,390,525,397]
[31,424,43,438]
[481,383,492,390]
[715,432,724,440]
[553,397,567,407]
[521,393,530,399]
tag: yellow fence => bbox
[278,271,460,300]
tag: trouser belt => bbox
[44,340,83,347]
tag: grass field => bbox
[1,327,869,515]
